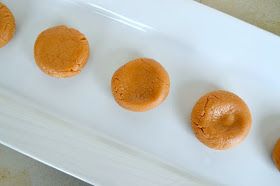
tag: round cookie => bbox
[191,90,252,150]
[0,2,16,48]
[111,58,170,112]
[272,138,280,171]
[34,25,89,78]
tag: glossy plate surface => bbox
[0,0,280,185]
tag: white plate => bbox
[1,0,280,185]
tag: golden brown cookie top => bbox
[272,138,280,171]
[191,90,252,150]
[0,2,16,48]
[111,58,170,112]
[34,25,89,78]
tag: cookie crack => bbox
[193,120,208,137]
[200,127,207,136]
[197,97,210,124]
[193,95,220,133]
[198,95,220,124]
[0,14,11,19]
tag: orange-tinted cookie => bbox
[272,138,280,171]
[191,90,252,150]
[0,2,16,48]
[34,25,89,78]
[111,58,170,112]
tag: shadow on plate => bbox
[175,80,220,134]
[258,114,280,165]
[6,0,33,31]
[93,48,143,95]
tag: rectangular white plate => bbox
[1,0,280,185]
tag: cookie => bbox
[191,90,252,150]
[111,58,170,112]
[0,2,16,48]
[34,25,89,78]
[272,138,280,171]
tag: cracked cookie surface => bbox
[34,25,89,78]
[111,58,170,112]
[0,2,16,48]
[191,90,251,150]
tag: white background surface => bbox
[0,0,280,185]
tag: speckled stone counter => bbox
[197,0,280,35]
